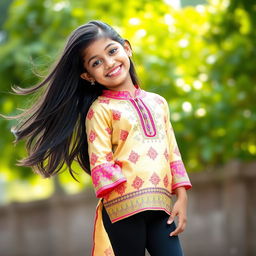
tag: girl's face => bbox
[80,37,133,90]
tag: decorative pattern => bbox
[120,130,129,141]
[164,148,169,161]
[87,109,94,120]
[91,168,103,187]
[163,174,169,188]
[114,182,127,196]
[105,152,113,162]
[91,163,126,197]
[89,130,97,143]
[147,147,158,160]
[103,90,132,99]
[99,98,110,104]
[101,86,146,100]
[170,160,186,177]
[112,110,121,120]
[104,246,114,256]
[129,98,157,137]
[101,87,155,138]
[128,150,140,164]
[174,145,181,156]
[92,164,114,186]
[149,172,161,187]
[90,153,98,166]
[170,160,192,192]
[104,187,173,223]
[105,127,112,135]
[89,86,192,255]
[132,176,144,190]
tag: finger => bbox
[167,217,173,225]
[170,219,186,236]
[167,211,177,224]
[170,221,186,236]
[170,225,182,237]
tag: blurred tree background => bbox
[0,0,255,204]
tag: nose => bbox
[105,56,115,69]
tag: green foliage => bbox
[0,0,255,202]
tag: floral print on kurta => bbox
[85,84,192,218]
[86,84,192,256]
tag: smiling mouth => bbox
[106,65,122,77]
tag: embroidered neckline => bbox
[101,84,145,99]
[100,84,154,137]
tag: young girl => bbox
[7,20,192,256]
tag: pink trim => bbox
[91,162,122,187]
[130,99,146,132]
[111,207,171,223]
[96,178,127,198]
[101,85,147,100]
[102,90,131,99]
[172,182,192,193]
[129,99,156,137]
[140,99,157,136]
[91,161,121,173]
[170,160,187,177]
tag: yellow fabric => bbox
[92,199,114,256]
[86,85,192,255]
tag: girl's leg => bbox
[145,211,184,256]
[102,205,146,256]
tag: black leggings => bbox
[102,205,184,256]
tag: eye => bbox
[109,48,118,55]
[92,59,101,67]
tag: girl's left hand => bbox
[167,189,188,236]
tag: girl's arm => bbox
[85,102,127,198]
[163,98,192,194]
[168,187,188,236]
[163,98,192,235]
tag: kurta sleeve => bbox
[85,102,127,198]
[163,98,192,194]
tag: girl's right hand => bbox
[167,187,188,236]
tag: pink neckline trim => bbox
[101,84,145,99]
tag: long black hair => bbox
[2,20,140,181]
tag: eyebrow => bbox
[87,42,117,65]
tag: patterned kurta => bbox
[86,84,192,256]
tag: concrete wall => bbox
[0,160,255,256]
[182,160,256,256]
